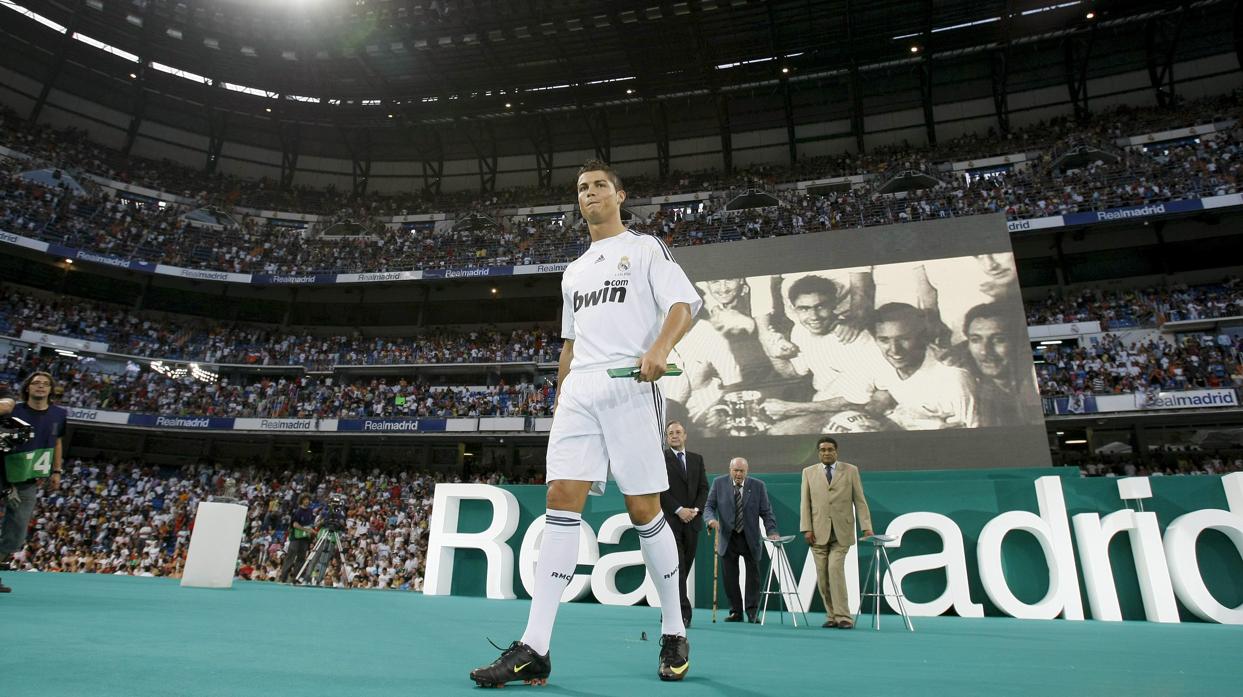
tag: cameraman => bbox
[278,494,315,584]
[307,493,347,584]
[1,372,67,594]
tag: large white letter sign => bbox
[424,484,520,599]
[1071,478,1178,623]
[977,476,1084,620]
[883,512,984,618]
[519,515,600,602]
[1163,472,1243,624]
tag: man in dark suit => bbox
[704,457,780,623]
[660,421,709,628]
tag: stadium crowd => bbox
[1025,277,1243,329]
[1036,332,1243,398]
[1075,452,1243,477]
[4,457,538,589]
[1,348,554,419]
[0,285,559,368]
[3,273,1243,417]
[3,93,1243,419]
[3,95,1242,275]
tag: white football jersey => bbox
[561,230,702,371]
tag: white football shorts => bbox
[545,368,670,496]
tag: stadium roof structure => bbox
[0,0,1235,191]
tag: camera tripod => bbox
[295,527,347,586]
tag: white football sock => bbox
[635,512,686,637]
[519,509,581,655]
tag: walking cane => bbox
[711,525,720,623]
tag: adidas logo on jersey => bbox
[594,254,606,263]
[572,283,628,311]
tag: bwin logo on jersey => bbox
[572,283,628,311]
[617,256,631,272]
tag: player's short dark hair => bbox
[963,302,1013,334]
[873,302,926,331]
[817,436,838,449]
[666,420,684,430]
[577,159,624,192]
[298,493,312,504]
[787,275,837,305]
[20,371,55,402]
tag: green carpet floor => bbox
[3,572,1240,696]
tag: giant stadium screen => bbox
[657,214,1049,471]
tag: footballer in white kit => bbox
[470,161,700,688]
[547,229,702,495]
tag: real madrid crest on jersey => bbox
[618,256,631,272]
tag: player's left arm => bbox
[639,303,692,382]
[639,240,703,382]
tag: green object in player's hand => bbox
[607,364,683,379]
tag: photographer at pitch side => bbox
[1,372,67,594]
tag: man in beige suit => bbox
[800,435,873,628]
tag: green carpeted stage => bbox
[5,573,1240,696]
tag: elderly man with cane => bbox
[704,458,781,623]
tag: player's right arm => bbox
[554,340,573,413]
[555,272,576,413]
